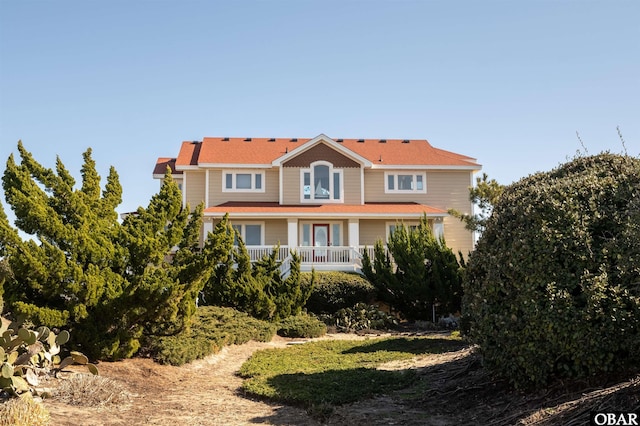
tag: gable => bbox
[282,142,361,168]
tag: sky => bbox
[1,0,639,220]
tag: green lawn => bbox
[239,335,465,406]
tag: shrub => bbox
[0,395,50,426]
[277,314,327,338]
[148,335,214,366]
[303,272,376,314]
[321,303,398,332]
[147,306,277,365]
[465,153,640,388]
[362,217,464,320]
[53,373,131,407]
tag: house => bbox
[153,134,481,272]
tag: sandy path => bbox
[45,336,323,426]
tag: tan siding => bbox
[359,220,387,246]
[423,171,473,212]
[343,168,361,204]
[185,170,206,211]
[282,167,301,204]
[265,219,287,246]
[443,217,474,258]
[426,171,477,253]
[208,170,221,207]
[364,170,385,202]
[207,169,279,205]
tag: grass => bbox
[239,335,465,407]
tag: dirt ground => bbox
[42,333,639,426]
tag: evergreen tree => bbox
[365,215,463,320]
[200,216,311,321]
[0,142,210,359]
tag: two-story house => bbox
[153,134,480,272]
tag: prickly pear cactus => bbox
[0,318,98,397]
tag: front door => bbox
[313,224,330,261]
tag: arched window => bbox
[301,161,343,203]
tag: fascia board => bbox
[371,164,481,171]
[198,163,273,169]
[204,211,448,219]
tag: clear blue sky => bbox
[1,1,639,218]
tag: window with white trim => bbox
[386,221,420,242]
[384,172,426,193]
[223,171,265,192]
[231,223,264,246]
[301,161,343,203]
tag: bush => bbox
[465,153,640,388]
[53,374,131,407]
[303,272,376,314]
[147,306,277,365]
[0,395,50,426]
[362,217,464,320]
[321,303,398,332]
[277,314,327,338]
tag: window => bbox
[301,161,343,203]
[223,171,265,192]
[231,223,264,245]
[384,172,426,193]
[386,221,420,242]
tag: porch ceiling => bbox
[203,202,447,219]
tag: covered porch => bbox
[203,202,447,273]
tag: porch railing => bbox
[241,245,389,267]
[245,246,290,262]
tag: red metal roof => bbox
[172,136,478,168]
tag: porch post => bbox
[287,218,298,250]
[348,218,359,248]
[203,221,213,243]
[434,217,444,239]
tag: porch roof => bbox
[203,202,447,219]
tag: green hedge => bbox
[146,306,277,365]
[277,314,327,338]
[303,272,377,314]
[464,153,640,388]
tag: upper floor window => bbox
[223,171,265,192]
[384,172,426,194]
[301,161,343,203]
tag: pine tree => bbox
[0,143,210,359]
[365,215,463,320]
[200,217,310,321]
